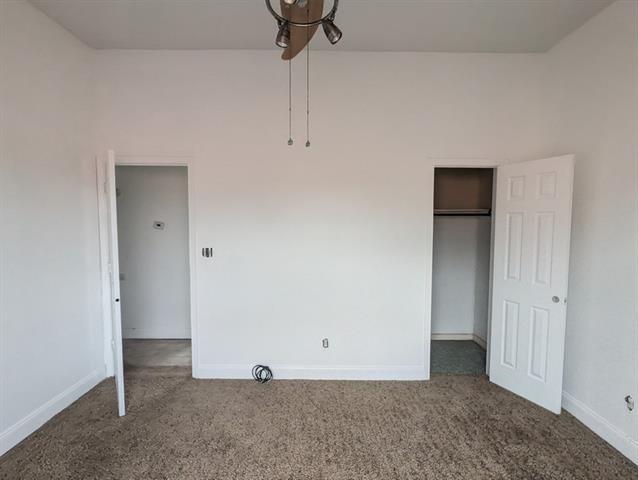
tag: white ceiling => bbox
[29,0,613,53]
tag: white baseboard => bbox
[431,333,487,349]
[472,335,487,349]
[562,391,638,465]
[0,370,103,457]
[196,364,427,381]
[123,329,191,339]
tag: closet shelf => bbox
[434,208,491,216]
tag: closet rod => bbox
[434,208,491,216]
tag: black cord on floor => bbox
[251,365,273,384]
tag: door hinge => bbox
[104,181,108,194]
[111,340,116,351]
[625,395,635,412]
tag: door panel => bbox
[105,150,126,416]
[505,212,523,280]
[532,212,554,285]
[528,306,549,382]
[489,155,574,413]
[501,300,520,369]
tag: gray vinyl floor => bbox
[431,340,486,375]
[123,339,191,368]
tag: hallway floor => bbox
[123,339,191,368]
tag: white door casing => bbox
[489,155,574,414]
[105,150,126,416]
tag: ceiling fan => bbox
[265,0,343,146]
[266,0,342,60]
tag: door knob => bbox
[552,296,560,303]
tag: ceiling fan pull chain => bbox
[268,1,341,146]
[305,3,311,148]
[288,58,293,146]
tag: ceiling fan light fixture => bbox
[322,20,342,45]
[276,22,291,48]
[264,0,342,146]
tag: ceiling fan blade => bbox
[280,0,324,61]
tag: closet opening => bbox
[430,167,494,375]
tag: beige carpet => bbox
[1,368,636,480]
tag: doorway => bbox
[99,152,197,416]
[430,167,494,375]
[425,156,574,412]
[115,166,191,369]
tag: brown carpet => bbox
[1,368,636,480]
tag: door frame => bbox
[97,153,199,377]
[424,158,508,378]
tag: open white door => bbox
[489,155,574,413]
[105,150,126,416]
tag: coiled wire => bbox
[251,365,273,383]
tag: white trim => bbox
[186,160,199,377]
[422,164,435,381]
[429,157,511,168]
[423,167,436,380]
[97,153,198,378]
[0,370,103,457]
[562,391,638,465]
[122,329,191,339]
[197,364,427,381]
[486,167,498,373]
[425,158,505,379]
[431,333,474,341]
[633,149,638,450]
[430,333,487,349]
[473,334,487,349]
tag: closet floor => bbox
[431,340,486,375]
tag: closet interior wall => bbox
[431,168,493,345]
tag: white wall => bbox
[547,0,638,463]
[431,216,491,342]
[94,50,548,380]
[0,0,103,456]
[2,0,635,465]
[116,166,190,339]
